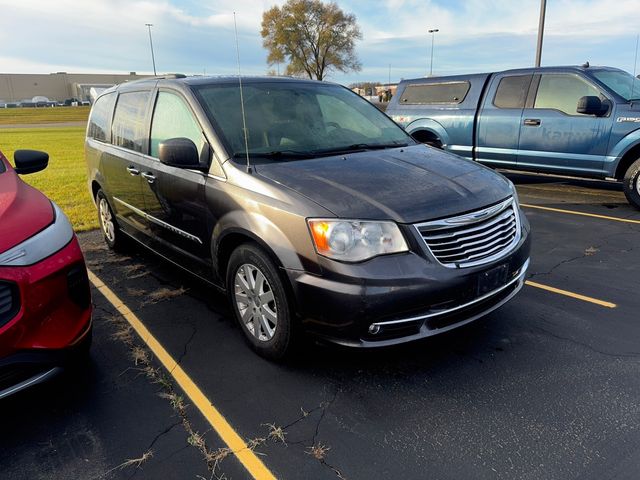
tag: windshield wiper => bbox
[311,142,409,156]
[233,150,314,160]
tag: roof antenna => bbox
[631,34,639,103]
[233,12,252,174]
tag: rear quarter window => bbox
[87,92,116,142]
[111,91,151,153]
[399,82,470,105]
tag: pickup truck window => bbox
[591,70,640,101]
[399,82,470,105]
[534,74,602,116]
[493,75,531,109]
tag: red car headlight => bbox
[0,202,74,267]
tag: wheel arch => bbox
[405,118,450,147]
[614,142,640,180]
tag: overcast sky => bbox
[1,0,639,85]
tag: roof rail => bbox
[154,73,187,79]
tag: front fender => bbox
[606,128,640,177]
[212,210,306,273]
[405,118,451,146]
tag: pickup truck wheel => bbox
[623,159,640,210]
[226,244,294,360]
[96,190,126,251]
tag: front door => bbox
[141,90,210,263]
[517,73,613,175]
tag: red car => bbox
[0,149,92,399]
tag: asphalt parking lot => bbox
[2,173,639,480]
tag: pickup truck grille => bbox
[415,197,520,268]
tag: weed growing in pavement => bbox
[126,287,146,297]
[307,443,330,460]
[264,423,287,444]
[142,286,188,306]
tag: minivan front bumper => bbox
[287,215,531,347]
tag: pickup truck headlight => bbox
[308,219,408,262]
[0,202,74,267]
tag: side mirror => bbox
[14,150,49,174]
[158,138,201,169]
[577,96,608,116]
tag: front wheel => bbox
[623,159,640,210]
[226,244,294,360]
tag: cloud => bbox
[1,0,638,84]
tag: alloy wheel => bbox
[233,263,277,342]
[99,197,115,242]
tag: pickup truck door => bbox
[476,74,533,167]
[517,73,612,175]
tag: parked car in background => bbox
[0,149,92,398]
[86,75,530,359]
[387,65,640,209]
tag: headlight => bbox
[0,202,74,266]
[308,219,408,262]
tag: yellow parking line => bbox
[520,203,640,225]
[87,270,277,480]
[525,280,617,309]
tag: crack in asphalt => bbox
[126,421,182,479]
[535,326,640,359]
[172,325,198,373]
[527,247,601,279]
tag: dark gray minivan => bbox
[85,75,531,358]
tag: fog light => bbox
[368,324,381,335]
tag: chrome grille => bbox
[415,197,520,268]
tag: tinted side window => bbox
[112,91,151,153]
[150,92,205,158]
[87,92,116,141]
[494,75,531,109]
[400,82,470,105]
[534,74,602,115]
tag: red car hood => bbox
[0,154,54,254]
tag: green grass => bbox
[0,106,90,125]
[1,126,97,231]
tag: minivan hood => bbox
[254,145,513,224]
[0,158,54,254]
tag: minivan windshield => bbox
[194,81,412,160]
[591,70,640,101]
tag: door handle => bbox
[523,118,541,126]
[126,166,140,176]
[141,172,156,184]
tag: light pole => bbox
[145,23,157,76]
[535,0,546,67]
[428,28,439,76]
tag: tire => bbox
[226,243,294,360]
[96,189,126,250]
[623,159,640,210]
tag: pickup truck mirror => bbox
[14,150,49,174]
[577,96,608,116]
[158,138,203,169]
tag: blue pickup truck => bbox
[386,65,640,209]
